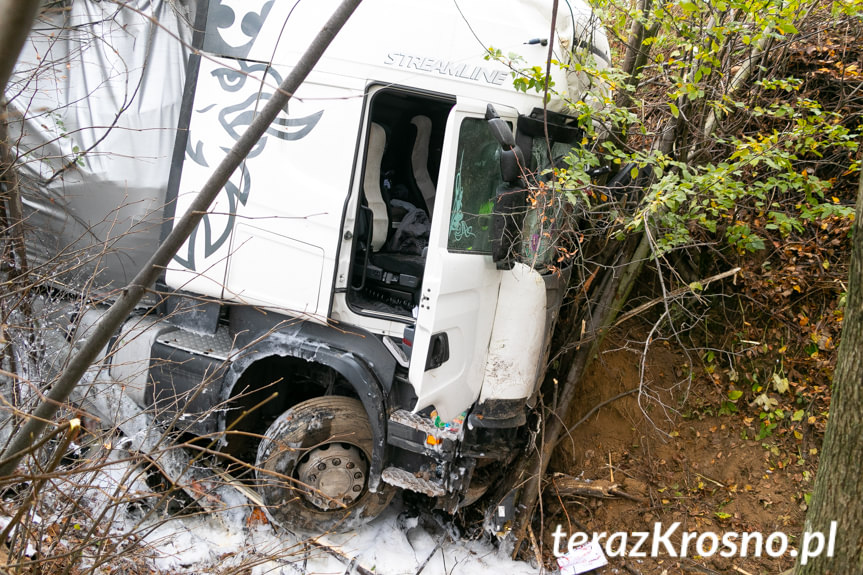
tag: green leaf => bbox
[792,409,805,422]
[669,102,679,118]
[630,166,639,180]
[680,0,698,13]
[728,390,743,401]
[719,401,738,415]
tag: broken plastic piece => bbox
[557,539,608,575]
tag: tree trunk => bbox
[0,0,41,95]
[793,156,863,574]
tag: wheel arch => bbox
[220,322,396,490]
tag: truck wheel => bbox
[255,396,395,533]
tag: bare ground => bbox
[541,330,818,575]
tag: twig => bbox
[414,540,442,575]
[527,525,544,571]
[612,267,741,328]
[208,464,265,507]
[307,540,375,575]
[694,472,726,489]
[680,558,722,575]
[608,453,614,483]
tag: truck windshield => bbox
[447,118,503,254]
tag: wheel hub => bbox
[296,443,367,510]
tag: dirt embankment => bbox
[543,335,813,575]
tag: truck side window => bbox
[447,118,503,254]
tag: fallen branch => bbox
[611,267,741,329]
[680,558,723,575]
[550,475,646,503]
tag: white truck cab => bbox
[101,0,610,533]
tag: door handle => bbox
[424,332,450,371]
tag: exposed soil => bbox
[541,329,819,575]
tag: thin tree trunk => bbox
[610,0,660,148]
[2,4,37,397]
[0,0,41,96]
[0,0,364,478]
[506,230,649,556]
[793,151,863,575]
[1,97,36,404]
[0,100,28,280]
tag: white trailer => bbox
[14,0,610,533]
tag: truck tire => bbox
[255,396,395,533]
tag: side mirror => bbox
[485,104,525,184]
[499,148,524,183]
[486,106,527,268]
[485,104,516,148]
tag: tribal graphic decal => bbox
[174,59,324,271]
[204,0,274,59]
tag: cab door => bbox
[408,100,514,421]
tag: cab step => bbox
[381,466,446,498]
[156,325,235,360]
[388,409,463,440]
[387,409,463,458]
